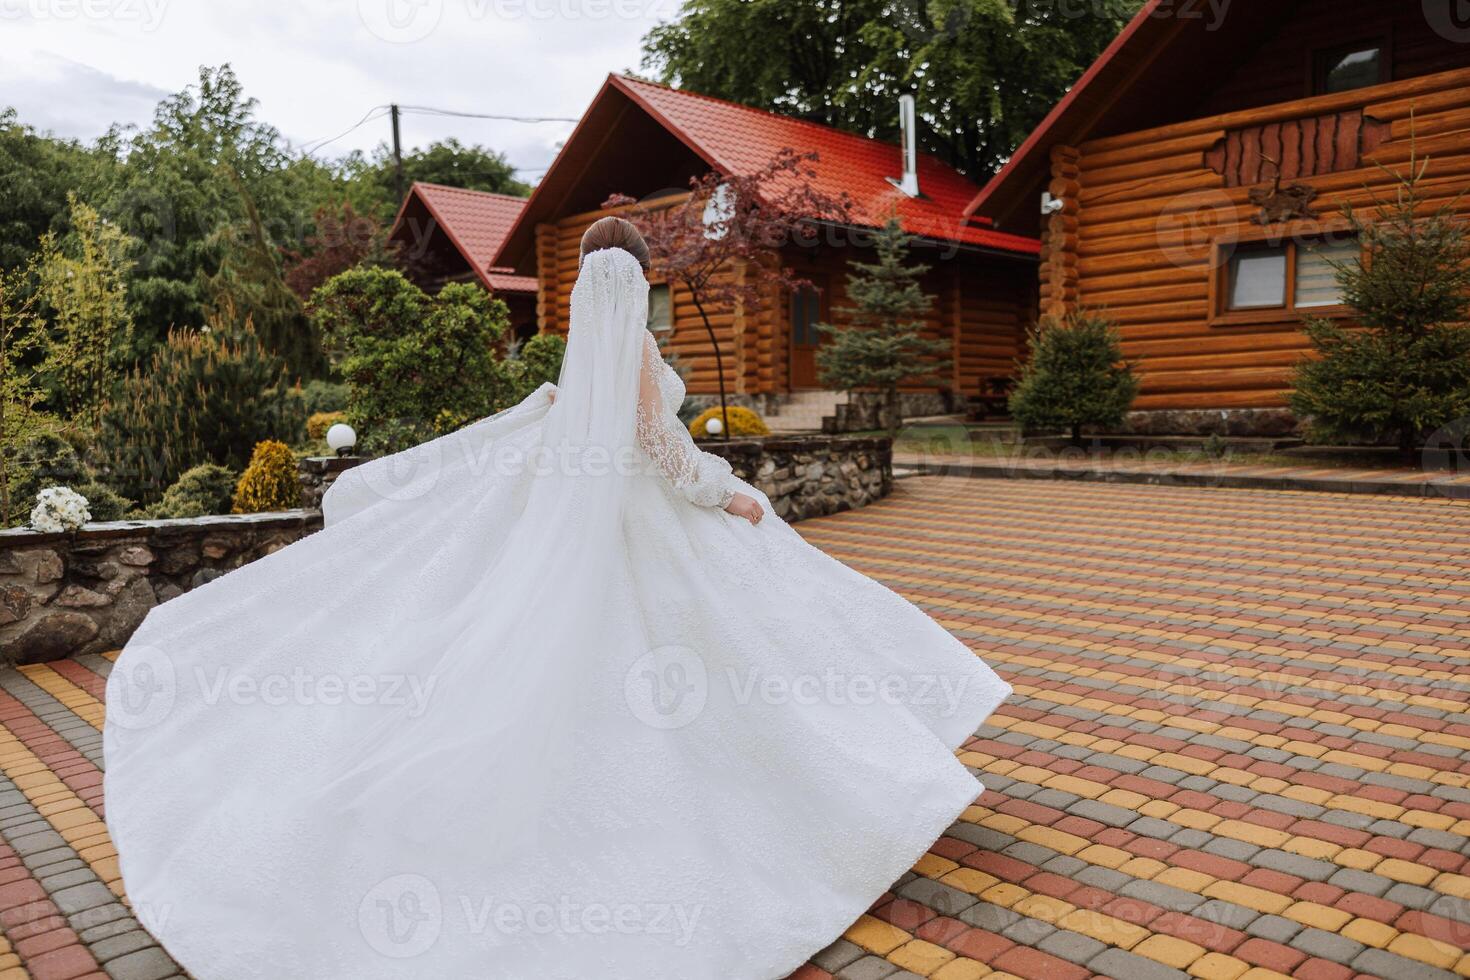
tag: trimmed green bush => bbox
[151,463,237,518]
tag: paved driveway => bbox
[0,476,1467,979]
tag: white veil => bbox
[316,246,651,858]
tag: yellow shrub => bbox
[307,411,346,441]
[688,405,770,439]
[232,440,302,513]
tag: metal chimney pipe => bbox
[895,94,920,198]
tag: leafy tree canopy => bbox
[642,0,1140,177]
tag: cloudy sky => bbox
[0,0,683,182]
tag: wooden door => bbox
[789,281,826,389]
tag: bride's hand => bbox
[724,492,763,525]
[547,389,556,405]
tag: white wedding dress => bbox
[104,247,1012,980]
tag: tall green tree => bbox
[0,109,98,271]
[356,138,530,221]
[643,0,1139,177]
[1291,155,1470,455]
[816,217,945,435]
[92,65,323,349]
[37,195,135,431]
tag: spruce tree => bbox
[1290,154,1470,456]
[1008,310,1139,444]
[816,217,945,435]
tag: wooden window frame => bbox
[788,278,829,346]
[1208,223,1359,327]
[1307,34,1391,97]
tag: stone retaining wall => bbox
[0,513,321,664]
[702,435,892,521]
[0,437,890,662]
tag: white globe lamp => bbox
[326,422,358,457]
[705,417,724,437]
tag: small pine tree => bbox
[816,217,946,435]
[0,261,52,526]
[1008,310,1140,444]
[1290,153,1470,455]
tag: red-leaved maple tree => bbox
[605,149,852,438]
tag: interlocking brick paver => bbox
[0,477,1466,979]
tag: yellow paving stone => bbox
[1335,848,1383,871]
[1376,857,1440,886]
[1057,909,1150,950]
[1279,784,1334,806]
[979,814,1029,836]
[1135,934,1206,969]
[1329,795,1404,820]
[1156,867,1215,893]
[1171,808,1222,831]
[1140,800,1180,819]
[1153,752,1216,776]
[1283,901,1353,932]
[1212,820,1291,849]
[844,915,910,955]
[1282,835,1342,861]
[1400,810,1457,831]
[1236,970,1293,980]
[1046,774,1108,799]
[1342,917,1398,948]
[1013,894,1074,924]
[940,869,1000,896]
[1187,952,1251,980]
[0,968,26,980]
[1202,881,1293,916]
[914,854,959,878]
[980,883,1028,908]
[1076,844,1132,870]
[1099,789,1150,810]
[889,939,956,975]
[931,958,990,980]
[1435,873,1470,900]
[1387,932,1461,970]
[1015,825,1088,856]
[1119,857,1169,880]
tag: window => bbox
[1314,43,1384,95]
[646,284,672,333]
[790,284,822,346]
[1214,234,1358,322]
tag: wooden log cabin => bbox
[966,0,1470,435]
[388,183,540,342]
[493,74,1040,425]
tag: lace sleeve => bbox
[636,334,738,509]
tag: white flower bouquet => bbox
[30,486,92,533]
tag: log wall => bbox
[536,202,1034,398]
[1059,66,1470,411]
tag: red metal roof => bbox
[493,74,1038,269]
[391,183,538,294]
[613,76,1038,255]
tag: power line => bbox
[298,105,391,157]
[395,104,579,124]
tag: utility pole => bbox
[390,104,405,202]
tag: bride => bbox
[103,217,1012,980]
